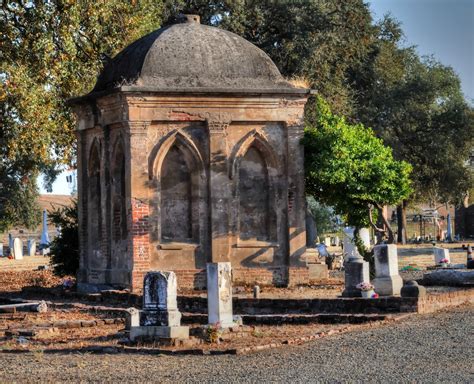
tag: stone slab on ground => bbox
[422,269,474,286]
[129,326,189,342]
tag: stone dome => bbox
[93,15,296,93]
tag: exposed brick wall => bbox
[131,198,151,292]
[288,267,310,286]
[129,266,311,292]
[417,289,474,314]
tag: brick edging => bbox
[0,314,410,356]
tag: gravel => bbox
[1,305,473,383]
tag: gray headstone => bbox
[27,239,36,257]
[0,242,3,257]
[342,259,370,297]
[207,262,233,327]
[373,244,403,296]
[142,271,181,327]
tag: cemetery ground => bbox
[0,244,472,382]
[0,304,472,382]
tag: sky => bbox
[369,0,474,103]
[40,1,474,195]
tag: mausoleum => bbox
[70,14,312,292]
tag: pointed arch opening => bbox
[238,146,270,241]
[160,144,194,241]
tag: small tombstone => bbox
[129,271,189,341]
[433,247,450,264]
[142,271,180,326]
[207,262,233,327]
[253,285,260,299]
[0,242,3,257]
[373,244,403,296]
[27,240,36,257]
[342,227,370,297]
[324,237,331,247]
[125,307,140,330]
[12,238,23,260]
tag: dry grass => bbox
[288,76,311,88]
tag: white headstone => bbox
[0,242,3,257]
[373,244,403,296]
[359,228,371,250]
[13,238,23,260]
[343,227,360,261]
[207,262,233,327]
[324,236,331,247]
[433,247,450,264]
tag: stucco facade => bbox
[71,15,312,292]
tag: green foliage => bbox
[306,196,339,235]
[0,1,164,230]
[49,200,79,277]
[303,97,413,229]
[352,17,474,206]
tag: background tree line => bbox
[1,0,473,242]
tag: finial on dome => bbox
[182,14,200,24]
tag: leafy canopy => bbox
[303,97,412,228]
[0,1,164,230]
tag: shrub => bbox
[49,200,79,276]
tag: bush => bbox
[49,200,79,276]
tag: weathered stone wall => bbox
[75,92,309,292]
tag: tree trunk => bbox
[377,205,394,244]
[396,200,408,244]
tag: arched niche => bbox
[231,130,280,244]
[238,146,270,240]
[152,131,206,244]
[87,140,102,261]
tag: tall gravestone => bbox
[373,244,403,296]
[207,262,234,327]
[129,271,189,341]
[12,238,23,260]
[342,227,369,297]
[0,242,3,257]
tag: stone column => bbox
[342,227,369,297]
[126,121,151,291]
[373,244,403,296]
[286,124,308,284]
[208,121,231,263]
[76,130,88,284]
[207,262,233,327]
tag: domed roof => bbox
[93,15,298,94]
